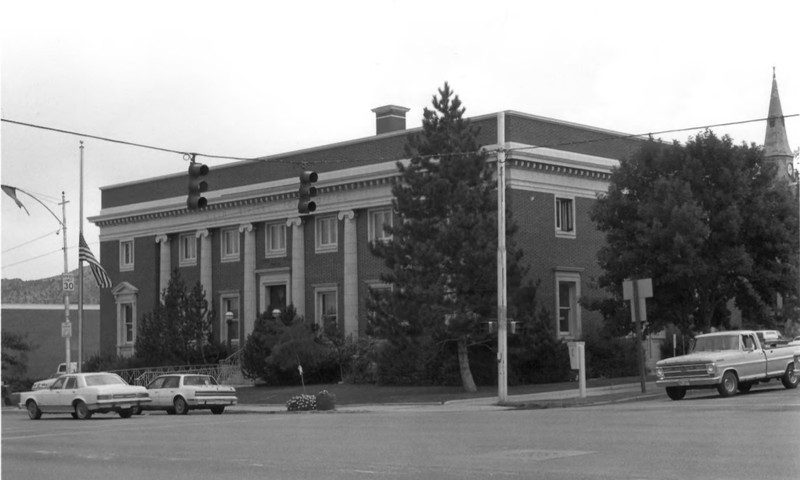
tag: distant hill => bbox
[1,267,101,304]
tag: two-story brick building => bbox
[89,107,647,357]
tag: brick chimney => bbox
[371,105,410,135]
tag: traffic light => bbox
[187,161,209,210]
[298,170,318,214]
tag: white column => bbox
[338,210,358,339]
[240,224,256,340]
[155,234,170,295]
[288,217,306,318]
[197,229,212,298]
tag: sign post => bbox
[623,278,653,393]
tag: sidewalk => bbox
[225,381,663,414]
[2,382,663,415]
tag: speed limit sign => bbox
[62,274,75,292]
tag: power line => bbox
[2,230,61,253]
[3,114,796,168]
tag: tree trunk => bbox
[457,338,477,393]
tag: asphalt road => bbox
[3,384,799,480]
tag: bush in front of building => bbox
[581,320,641,378]
[508,307,572,385]
[241,305,341,385]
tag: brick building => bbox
[89,107,646,358]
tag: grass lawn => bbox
[234,377,649,405]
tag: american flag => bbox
[79,234,112,288]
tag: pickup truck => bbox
[31,362,78,390]
[655,330,800,400]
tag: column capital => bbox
[287,217,304,228]
[155,234,170,244]
[195,229,211,239]
[338,210,356,221]
[239,223,254,234]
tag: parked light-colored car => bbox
[20,372,151,420]
[137,374,237,415]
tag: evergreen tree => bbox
[370,83,523,392]
[135,268,213,364]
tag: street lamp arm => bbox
[1,185,64,228]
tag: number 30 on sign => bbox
[62,275,75,292]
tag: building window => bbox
[119,240,134,271]
[121,303,135,344]
[220,295,240,348]
[315,286,338,334]
[316,216,338,253]
[221,228,240,262]
[179,233,197,266]
[113,282,139,357]
[555,271,582,338]
[265,222,287,258]
[555,197,575,237]
[368,208,393,243]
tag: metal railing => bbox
[111,359,244,387]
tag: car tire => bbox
[781,363,799,389]
[173,397,189,415]
[717,371,738,397]
[119,408,133,419]
[26,400,42,420]
[210,406,225,415]
[665,387,686,400]
[131,406,142,416]
[737,382,752,393]
[74,401,93,420]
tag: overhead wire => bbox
[2,230,61,253]
[2,114,797,167]
[2,113,797,271]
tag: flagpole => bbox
[78,141,85,373]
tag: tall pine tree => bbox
[370,83,522,392]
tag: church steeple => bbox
[765,68,794,179]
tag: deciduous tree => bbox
[589,132,798,334]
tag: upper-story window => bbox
[265,222,287,258]
[221,228,240,262]
[179,233,197,266]
[555,197,575,238]
[369,208,393,243]
[316,216,338,253]
[119,239,134,271]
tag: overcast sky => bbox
[2,0,799,281]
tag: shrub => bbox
[315,390,336,410]
[286,394,316,411]
[581,321,641,378]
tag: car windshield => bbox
[184,375,217,386]
[84,374,127,387]
[693,335,739,352]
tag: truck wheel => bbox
[781,364,799,389]
[74,401,93,420]
[666,387,686,400]
[717,371,738,397]
[26,400,42,420]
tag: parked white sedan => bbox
[19,372,151,420]
[137,374,237,415]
